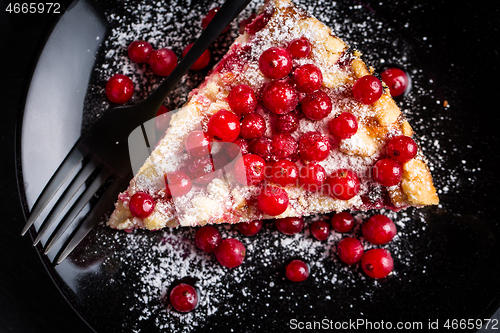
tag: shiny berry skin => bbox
[331,211,355,233]
[250,137,273,161]
[276,112,299,134]
[165,171,192,197]
[240,113,266,140]
[201,7,229,33]
[238,220,264,236]
[337,237,364,265]
[361,248,394,279]
[169,283,198,312]
[386,135,418,163]
[214,238,246,268]
[129,192,155,218]
[148,48,178,76]
[292,64,323,93]
[259,47,293,79]
[362,214,397,245]
[326,169,360,200]
[128,40,153,63]
[262,80,298,115]
[275,217,304,235]
[329,112,358,138]
[186,156,215,185]
[298,132,331,163]
[207,109,240,142]
[257,185,289,216]
[106,74,134,104]
[270,160,298,187]
[195,225,222,253]
[288,38,311,58]
[285,259,309,282]
[372,158,403,187]
[233,154,266,186]
[271,134,297,160]
[310,220,330,241]
[182,43,211,70]
[185,130,211,158]
[226,138,250,160]
[228,85,258,115]
[352,75,383,105]
[301,90,332,120]
[381,68,409,97]
[298,163,326,192]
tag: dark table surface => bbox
[1,1,500,332]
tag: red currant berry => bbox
[257,185,289,216]
[362,214,397,245]
[386,135,418,163]
[201,7,229,33]
[331,211,355,233]
[228,85,258,115]
[226,138,250,160]
[285,259,309,282]
[250,136,273,161]
[106,74,134,104]
[165,171,193,197]
[329,112,358,138]
[184,130,211,158]
[262,81,298,115]
[326,169,360,200]
[372,158,403,187]
[186,156,215,186]
[310,220,330,241]
[301,91,332,120]
[259,47,293,79]
[271,134,298,160]
[270,160,299,187]
[292,64,323,93]
[352,75,383,105]
[233,154,266,186]
[275,216,304,235]
[182,43,211,70]
[298,163,326,192]
[128,40,153,63]
[148,48,178,76]
[169,283,198,312]
[237,220,264,236]
[129,192,155,218]
[214,238,246,268]
[381,68,409,97]
[276,112,299,134]
[240,113,266,140]
[298,132,331,163]
[361,248,393,279]
[287,38,311,58]
[195,225,222,253]
[337,237,364,265]
[207,109,240,142]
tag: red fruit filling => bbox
[361,248,394,279]
[215,238,246,268]
[237,220,264,236]
[257,185,289,216]
[326,169,360,200]
[352,75,383,105]
[301,90,332,120]
[270,159,299,187]
[226,138,250,160]
[337,237,364,265]
[186,155,215,186]
[298,132,331,163]
[287,37,311,58]
[233,154,266,186]
[262,80,299,115]
[195,225,222,253]
[271,134,298,160]
[329,112,358,138]
[362,214,397,245]
[106,74,134,104]
[298,163,326,192]
[182,43,211,70]
[201,7,229,33]
[331,211,355,233]
[381,67,409,97]
[184,130,211,158]
[259,47,293,79]
[148,48,178,76]
[275,216,304,235]
[310,220,330,241]
[169,283,198,313]
[240,113,266,140]
[372,158,403,187]
[292,64,323,93]
[386,135,418,163]
[207,109,240,142]
[128,40,153,64]
[285,259,309,282]
[165,171,193,197]
[228,85,258,115]
[129,192,155,218]
[250,137,273,161]
[275,112,299,134]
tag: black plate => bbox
[15,0,500,332]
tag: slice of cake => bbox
[107,0,438,231]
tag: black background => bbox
[1,0,499,332]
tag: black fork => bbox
[21,0,253,265]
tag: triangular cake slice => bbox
[107,0,438,231]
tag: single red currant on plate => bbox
[381,67,409,97]
[169,283,198,312]
[182,43,211,70]
[195,225,222,253]
[352,75,383,105]
[237,220,264,236]
[128,40,153,63]
[362,214,397,245]
[275,217,304,235]
[331,211,355,233]
[310,220,330,241]
[148,48,178,76]
[257,185,289,216]
[215,238,246,268]
[285,259,310,282]
[361,248,394,279]
[336,237,364,265]
[106,74,134,104]
[129,192,155,218]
